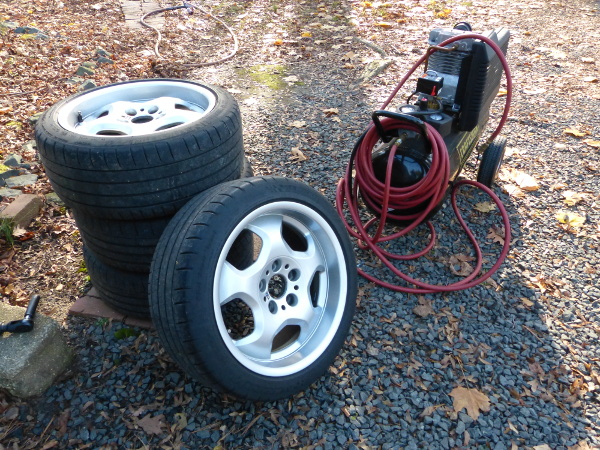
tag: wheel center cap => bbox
[268,275,286,299]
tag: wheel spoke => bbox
[233,317,284,360]
[219,260,263,306]
[248,215,292,263]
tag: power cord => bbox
[140,1,239,67]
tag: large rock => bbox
[0,303,73,398]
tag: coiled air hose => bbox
[336,33,513,293]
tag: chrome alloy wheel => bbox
[214,201,349,377]
[56,80,216,136]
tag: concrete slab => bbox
[0,303,73,399]
[69,288,153,329]
[0,194,42,228]
[119,0,164,29]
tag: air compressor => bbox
[336,23,513,293]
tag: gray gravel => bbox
[4,0,600,448]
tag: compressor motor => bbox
[371,23,510,218]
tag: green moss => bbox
[238,64,288,90]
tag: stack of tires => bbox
[35,78,359,401]
[35,79,248,318]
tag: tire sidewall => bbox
[160,177,357,399]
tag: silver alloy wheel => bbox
[56,80,217,136]
[214,201,349,377]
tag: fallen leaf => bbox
[413,296,434,317]
[322,107,339,116]
[550,182,567,191]
[273,39,283,46]
[556,211,585,228]
[563,128,588,137]
[562,190,586,206]
[568,441,593,450]
[342,51,356,61]
[449,386,490,421]
[282,75,300,83]
[474,201,497,213]
[136,414,165,435]
[497,89,508,97]
[548,49,567,59]
[448,255,474,277]
[583,76,598,83]
[503,183,525,198]
[511,170,539,191]
[523,88,546,95]
[291,147,308,161]
[301,31,312,38]
[174,412,187,430]
[289,120,306,128]
[487,227,505,245]
[581,57,595,64]
[533,445,552,450]
[583,139,600,148]
[374,22,394,28]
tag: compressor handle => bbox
[371,110,429,143]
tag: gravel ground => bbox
[3,0,600,448]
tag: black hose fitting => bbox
[0,294,41,334]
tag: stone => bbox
[45,192,65,206]
[0,303,73,398]
[75,65,95,76]
[0,188,22,199]
[28,112,44,126]
[95,47,113,58]
[80,80,97,91]
[5,174,38,188]
[14,26,41,34]
[0,194,42,228]
[3,154,23,167]
[95,57,114,65]
[0,167,22,183]
[0,21,17,31]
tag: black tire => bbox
[73,154,253,273]
[149,176,357,400]
[83,247,150,318]
[75,211,171,273]
[35,79,244,220]
[477,136,507,187]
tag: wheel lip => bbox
[213,200,349,378]
[56,80,217,137]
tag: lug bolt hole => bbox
[268,301,277,314]
[289,269,300,281]
[286,294,298,307]
[272,259,282,272]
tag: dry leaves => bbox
[473,201,497,213]
[583,139,600,148]
[487,227,505,245]
[562,190,586,206]
[412,296,434,317]
[556,211,585,228]
[512,170,539,191]
[290,147,308,161]
[289,120,306,128]
[135,414,165,435]
[449,386,490,421]
[563,128,588,137]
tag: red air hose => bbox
[336,33,513,293]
